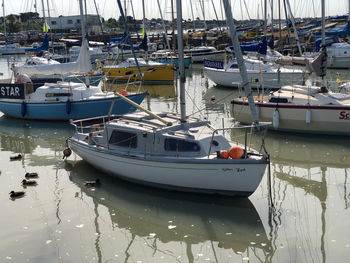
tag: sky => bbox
[3,0,350,21]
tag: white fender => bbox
[306,108,311,124]
[273,108,279,129]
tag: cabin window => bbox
[164,138,200,152]
[230,64,238,69]
[109,130,137,148]
[269,97,288,103]
[45,93,73,97]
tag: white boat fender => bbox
[273,108,279,129]
[21,101,27,117]
[66,99,72,114]
[306,108,311,124]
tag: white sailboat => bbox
[66,0,270,197]
[232,0,350,135]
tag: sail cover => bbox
[14,38,91,76]
[227,37,267,55]
[313,21,350,37]
[25,34,49,53]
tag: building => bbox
[46,15,101,34]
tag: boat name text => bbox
[339,111,350,120]
[0,84,25,99]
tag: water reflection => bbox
[68,161,272,262]
[0,115,73,165]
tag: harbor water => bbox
[1,56,350,262]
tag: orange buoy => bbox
[119,89,128,96]
[220,151,229,159]
[228,146,244,159]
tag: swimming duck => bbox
[10,154,22,161]
[22,179,37,186]
[84,179,100,187]
[25,172,38,178]
[9,191,25,198]
[62,148,72,159]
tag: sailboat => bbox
[232,0,350,135]
[66,0,270,197]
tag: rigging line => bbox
[186,89,238,118]
[243,0,251,20]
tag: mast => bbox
[199,0,207,30]
[264,0,267,35]
[222,0,259,124]
[211,0,223,36]
[285,0,302,55]
[142,0,148,61]
[171,0,176,51]
[34,0,38,14]
[321,0,325,47]
[157,0,171,50]
[271,0,274,48]
[2,0,6,45]
[41,0,46,32]
[176,0,186,123]
[189,0,196,32]
[278,0,281,48]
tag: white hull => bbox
[327,56,350,69]
[232,100,350,135]
[204,67,304,89]
[69,138,267,196]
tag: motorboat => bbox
[102,58,175,84]
[204,58,305,89]
[232,84,350,135]
[184,46,225,63]
[66,0,270,197]
[0,81,147,120]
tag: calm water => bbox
[0,57,350,262]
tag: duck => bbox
[9,191,25,198]
[84,179,101,187]
[22,179,37,186]
[10,154,22,161]
[62,148,72,159]
[25,172,38,178]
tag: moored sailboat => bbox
[66,0,270,197]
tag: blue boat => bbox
[0,82,146,121]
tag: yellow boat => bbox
[102,58,175,84]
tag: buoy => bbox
[21,101,27,117]
[211,95,216,101]
[119,89,128,96]
[63,148,72,159]
[66,99,72,114]
[228,146,244,159]
[306,108,311,124]
[273,108,279,129]
[220,151,229,159]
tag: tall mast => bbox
[34,0,38,14]
[171,0,176,51]
[176,0,186,123]
[271,0,274,48]
[189,0,196,32]
[278,0,281,48]
[157,0,171,50]
[285,0,302,55]
[41,0,46,32]
[199,0,207,30]
[264,0,267,35]
[222,0,259,124]
[321,0,325,47]
[79,0,86,37]
[2,0,6,45]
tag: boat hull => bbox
[0,93,146,121]
[68,138,268,197]
[232,99,350,135]
[204,67,304,89]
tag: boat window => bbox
[269,97,288,103]
[164,138,200,152]
[46,93,73,97]
[230,64,238,69]
[109,130,137,148]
